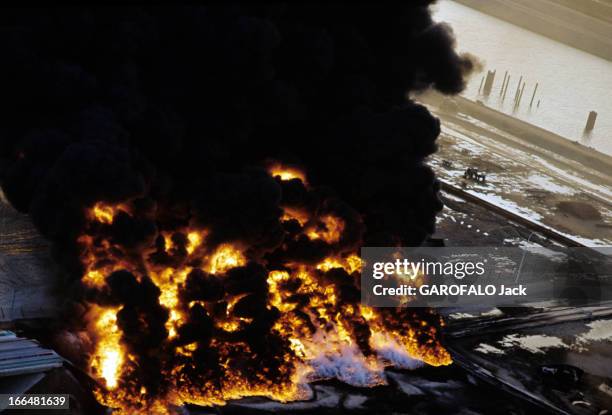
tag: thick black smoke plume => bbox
[0,2,474,409]
[0,4,473,250]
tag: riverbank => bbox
[421,92,612,182]
[419,91,612,246]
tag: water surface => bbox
[433,1,612,157]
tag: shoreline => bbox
[420,90,612,246]
[421,92,612,181]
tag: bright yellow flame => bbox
[91,307,124,389]
[316,255,362,273]
[269,164,306,182]
[92,203,115,224]
[102,350,121,389]
[80,163,453,413]
[219,321,241,332]
[207,244,246,274]
[163,234,174,251]
[267,270,295,313]
[186,231,203,255]
[83,269,106,287]
[150,267,191,339]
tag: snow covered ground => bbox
[430,116,612,247]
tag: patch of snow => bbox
[481,308,503,317]
[500,334,568,354]
[441,128,487,155]
[468,191,608,247]
[526,174,576,196]
[575,319,612,347]
[471,191,544,221]
[531,247,568,262]
[442,192,466,203]
[449,308,502,320]
[448,312,476,320]
[529,154,612,200]
[474,343,505,355]
[444,117,612,200]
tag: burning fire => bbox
[306,215,344,243]
[207,244,246,274]
[269,163,307,183]
[78,163,451,414]
[89,306,123,390]
[91,203,115,224]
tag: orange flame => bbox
[78,164,451,414]
[306,215,344,244]
[206,243,246,274]
[89,306,124,390]
[91,203,116,224]
[268,164,307,183]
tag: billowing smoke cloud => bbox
[0,3,474,412]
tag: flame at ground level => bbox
[88,306,124,390]
[79,165,451,415]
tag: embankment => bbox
[421,92,612,180]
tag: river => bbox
[433,0,612,157]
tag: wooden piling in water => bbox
[483,70,496,96]
[516,82,526,107]
[514,76,523,103]
[500,71,508,96]
[529,83,539,107]
[585,111,598,130]
[502,75,511,100]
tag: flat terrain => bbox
[421,95,612,247]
